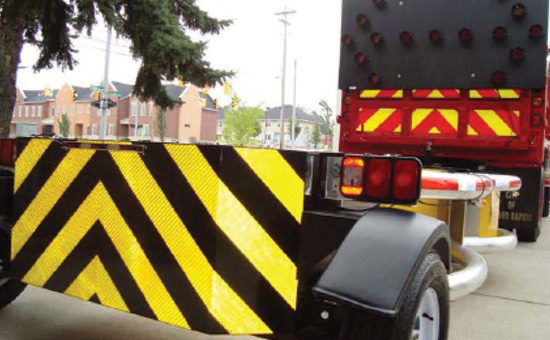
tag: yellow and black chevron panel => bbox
[10,139,307,335]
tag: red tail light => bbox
[532,96,544,107]
[491,70,507,87]
[458,28,473,45]
[393,160,421,201]
[369,73,381,86]
[366,158,391,199]
[341,34,354,45]
[341,157,365,197]
[400,31,415,47]
[355,53,367,65]
[429,30,444,46]
[370,32,383,46]
[0,139,17,166]
[356,13,368,26]
[530,114,544,127]
[493,26,508,43]
[529,25,544,40]
[509,48,525,63]
[340,156,422,204]
[511,3,526,21]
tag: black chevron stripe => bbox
[142,144,296,332]
[44,223,156,319]
[217,147,301,263]
[12,140,65,223]
[279,149,309,182]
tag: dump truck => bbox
[337,0,549,242]
[0,0,545,339]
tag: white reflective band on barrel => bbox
[421,171,521,200]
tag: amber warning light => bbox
[340,156,422,204]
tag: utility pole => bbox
[276,8,296,149]
[291,59,297,148]
[99,26,113,140]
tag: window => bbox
[185,124,191,128]
[37,106,42,117]
[87,105,90,114]
[78,105,83,114]
[140,103,147,117]
[131,101,138,117]
[25,106,29,117]
[63,106,67,115]
[56,106,60,116]
[266,121,271,127]
[149,103,154,117]
[70,106,75,116]
[51,108,55,116]
[18,106,22,117]
[267,134,271,141]
[91,124,97,135]
[108,124,115,137]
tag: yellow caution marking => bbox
[498,90,520,99]
[438,109,459,130]
[12,149,95,259]
[166,145,298,309]
[475,110,516,136]
[362,108,397,132]
[429,127,441,134]
[468,126,479,136]
[65,256,129,313]
[235,148,304,223]
[14,139,52,193]
[469,90,483,99]
[428,90,445,99]
[360,90,381,98]
[394,125,402,133]
[23,182,189,329]
[393,90,404,98]
[111,152,270,334]
[411,109,433,130]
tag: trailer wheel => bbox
[0,278,26,310]
[338,253,449,340]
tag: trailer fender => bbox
[312,209,450,317]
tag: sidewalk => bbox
[450,220,550,340]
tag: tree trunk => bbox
[0,15,24,138]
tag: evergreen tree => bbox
[155,108,167,142]
[311,122,322,150]
[57,112,71,138]
[0,0,232,137]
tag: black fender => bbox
[312,209,450,317]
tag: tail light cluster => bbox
[529,91,546,128]
[0,139,17,166]
[340,156,422,204]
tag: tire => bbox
[516,227,540,243]
[0,278,26,310]
[543,187,549,218]
[338,253,449,340]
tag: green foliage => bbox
[311,122,322,149]
[319,100,334,135]
[57,113,71,138]
[222,106,263,146]
[1,0,232,109]
[286,118,301,141]
[155,107,167,142]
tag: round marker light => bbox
[529,25,544,40]
[369,73,381,85]
[530,114,544,127]
[343,95,352,106]
[341,34,353,45]
[356,13,368,26]
[373,0,386,8]
[370,32,384,46]
[429,30,444,46]
[509,48,525,64]
[459,28,474,45]
[493,26,508,43]
[512,3,526,20]
[400,31,415,47]
[532,96,544,107]
[355,52,367,65]
[491,70,507,87]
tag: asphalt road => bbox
[1,221,549,340]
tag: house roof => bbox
[73,86,95,102]
[265,106,324,123]
[199,91,216,110]
[111,81,135,98]
[23,89,59,103]
[164,84,187,100]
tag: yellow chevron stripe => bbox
[395,125,402,133]
[498,90,520,99]
[12,149,95,259]
[468,126,479,136]
[14,139,52,193]
[469,90,482,99]
[111,151,270,334]
[411,109,433,129]
[23,182,189,329]
[235,148,304,223]
[360,90,381,98]
[166,145,298,309]
[438,109,459,130]
[65,256,129,313]
[474,110,515,136]
[361,108,396,132]
[429,127,441,134]
[393,90,404,98]
[428,90,445,99]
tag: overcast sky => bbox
[16,0,342,113]
[15,1,550,114]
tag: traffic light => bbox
[231,96,237,108]
[203,85,209,95]
[223,82,232,95]
[70,90,77,102]
[178,76,185,87]
[214,99,219,109]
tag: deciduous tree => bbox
[222,106,263,146]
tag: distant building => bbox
[217,105,326,148]
[11,81,217,143]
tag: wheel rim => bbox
[411,287,440,340]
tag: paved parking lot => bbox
[1,221,549,340]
